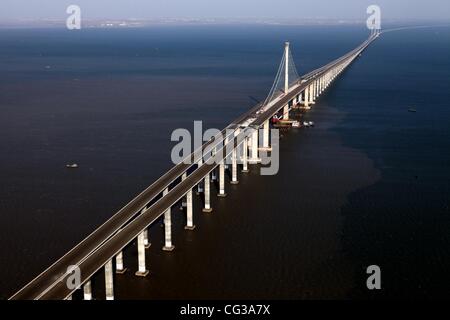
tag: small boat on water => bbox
[66,163,79,169]
[292,121,300,128]
[303,121,310,127]
[408,107,417,113]
[308,121,315,126]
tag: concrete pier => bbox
[115,251,127,274]
[309,85,315,104]
[162,188,175,250]
[231,147,238,184]
[283,104,289,120]
[181,172,187,209]
[143,229,151,249]
[185,188,195,229]
[197,159,203,194]
[105,260,114,300]
[242,137,249,173]
[304,86,309,107]
[263,120,270,148]
[211,167,217,181]
[202,173,213,213]
[248,129,260,163]
[135,231,149,277]
[218,162,227,197]
[83,280,92,300]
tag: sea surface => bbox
[0,25,449,299]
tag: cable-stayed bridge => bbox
[10,29,381,300]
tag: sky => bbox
[0,0,449,21]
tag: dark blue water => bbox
[0,25,449,299]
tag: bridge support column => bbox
[304,88,309,107]
[218,162,227,197]
[202,173,213,212]
[180,172,187,209]
[309,85,315,104]
[162,188,175,250]
[262,120,270,148]
[197,159,203,194]
[83,280,92,300]
[211,150,217,181]
[143,229,151,249]
[135,231,149,277]
[249,129,260,163]
[224,136,230,170]
[231,147,238,184]
[105,259,114,300]
[185,189,196,229]
[283,104,289,120]
[242,137,249,173]
[115,251,127,274]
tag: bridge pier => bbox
[202,173,213,212]
[105,259,114,300]
[262,120,270,148]
[242,137,249,173]
[83,280,92,300]
[185,189,196,229]
[211,149,217,181]
[163,188,175,250]
[231,147,238,184]
[283,104,289,120]
[143,229,151,249]
[311,82,315,100]
[304,87,309,107]
[135,231,149,277]
[309,85,315,105]
[180,172,187,209]
[248,129,260,163]
[115,251,127,274]
[218,162,227,197]
[197,159,203,194]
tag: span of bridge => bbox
[10,29,381,300]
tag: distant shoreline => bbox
[1,18,448,29]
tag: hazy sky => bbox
[1,0,449,21]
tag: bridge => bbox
[10,28,381,300]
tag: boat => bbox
[303,121,310,127]
[66,163,79,169]
[408,108,417,113]
[309,121,315,126]
[292,121,300,128]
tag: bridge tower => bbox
[284,42,290,93]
